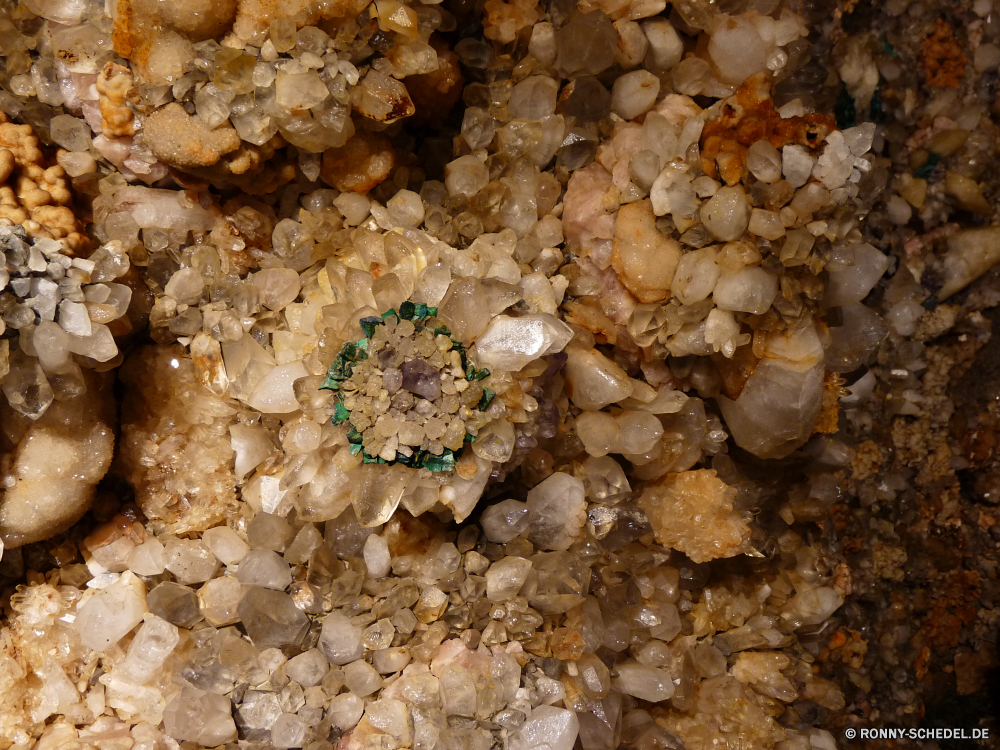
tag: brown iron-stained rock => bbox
[144,103,242,169]
[813,371,845,434]
[639,469,751,564]
[923,18,966,89]
[118,345,239,536]
[406,44,464,127]
[321,131,395,193]
[699,72,836,185]
[96,62,137,137]
[190,135,297,195]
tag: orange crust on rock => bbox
[700,72,837,185]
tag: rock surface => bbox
[0,370,115,547]
[118,346,239,535]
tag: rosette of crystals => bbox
[320,301,495,472]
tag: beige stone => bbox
[144,103,241,169]
[638,469,750,563]
[611,198,681,303]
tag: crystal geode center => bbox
[320,302,495,471]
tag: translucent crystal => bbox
[247,513,296,552]
[147,581,202,628]
[49,114,92,151]
[400,359,441,400]
[237,588,310,648]
[271,712,307,749]
[329,693,365,731]
[237,549,292,590]
[75,571,147,651]
[253,268,302,312]
[344,659,383,697]
[202,525,250,565]
[564,347,633,410]
[352,463,413,527]
[363,534,392,578]
[118,614,180,684]
[473,314,573,372]
[366,698,413,742]
[198,576,243,626]
[285,649,329,687]
[611,70,659,120]
[525,472,587,551]
[164,538,220,584]
[239,690,283,731]
[2,352,54,420]
[486,556,532,601]
[511,706,579,750]
[276,71,329,111]
[319,612,365,665]
[481,499,531,543]
[700,186,750,241]
[163,687,237,746]
[613,662,675,702]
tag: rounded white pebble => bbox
[611,70,660,121]
[700,186,751,241]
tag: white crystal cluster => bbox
[1,226,132,420]
[0,217,127,549]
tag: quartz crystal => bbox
[480,499,531,543]
[285,649,329,687]
[164,538,220,584]
[525,473,587,550]
[271,712,308,749]
[203,525,250,565]
[511,706,579,750]
[716,324,825,458]
[147,581,202,628]
[162,687,237,746]
[319,613,365,664]
[118,615,180,684]
[329,693,365,731]
[75,572,147,652]
[613,662,675,702]
[237,587,310,648]
[474,314,573,372]
[344,659,384,696]
[363,534,392,578]
[198,576,243,626]
[564,347,633,410]
[486,556,533,601]
[237,548,293,589]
